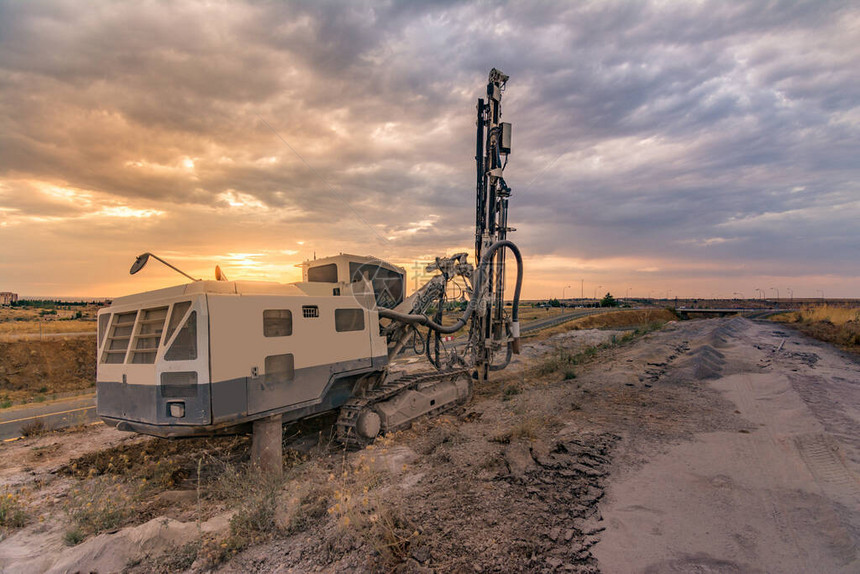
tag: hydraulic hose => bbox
[378,240,523,334]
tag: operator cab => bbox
[303,254,405,309]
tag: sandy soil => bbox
[594,318,860,574]
[0,317,857,573]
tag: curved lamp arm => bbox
[129,252,200,282]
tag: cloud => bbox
[1,0,858,297]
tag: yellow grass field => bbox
[771,304,860,350]
[772,304,860,325]
[0,306,98,336]
[0,320,97,336]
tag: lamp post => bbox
[562,285,571,313]
[594,285,602,306]
[787,287,793,305]
[817,289,825,303]
[771,287,780,308]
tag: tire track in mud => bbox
[794,433,860,493]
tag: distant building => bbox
[0,292,18,305]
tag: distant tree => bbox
[600,292,618,307]
[548,298,561,307]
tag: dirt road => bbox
[594,318,859,573]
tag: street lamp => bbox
[594,285,602,306]
[817,289,825,303]
[562,285,571,313]
[787,287,793,305]
[771,287,780,308]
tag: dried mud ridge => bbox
[499,434,620,573]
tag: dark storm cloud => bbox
[1,0,858,295]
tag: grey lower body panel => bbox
[97,355,388,438]
[97,380,211,426]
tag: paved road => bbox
[0,331,96,342]
[0,394,97,441]
[520,307,609,333]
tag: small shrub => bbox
[563,369,576,380]
[64,475,138,539]
[196,533,247,568]
[20,420,47,437]
[289,486,332,533]
[0,492,27,529]
[325,454,417,570]
[365,505,420,567]
[0,399,12,409]
[159,540,201,571]
[63,527,85,546]
[491,415,561,444]
[207,463,286,549]
[501,383,522,400]
[537,348,579,376]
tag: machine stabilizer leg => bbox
[251,414,283,475]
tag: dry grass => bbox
[0,320,96,336]
[772,304,860,350]
[491,414,562,444]
[20,420,48,437]
[0,490,27,530]
[0,306,98,335]
[64,475,141,543]
[530,308,676,341]
[325,450,419,569]
[773,304,860,326]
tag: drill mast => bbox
[473,68,515,378]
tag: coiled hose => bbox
[378,240,522,334]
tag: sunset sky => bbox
[1,0,858,300]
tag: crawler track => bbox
[335,368,470,449]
